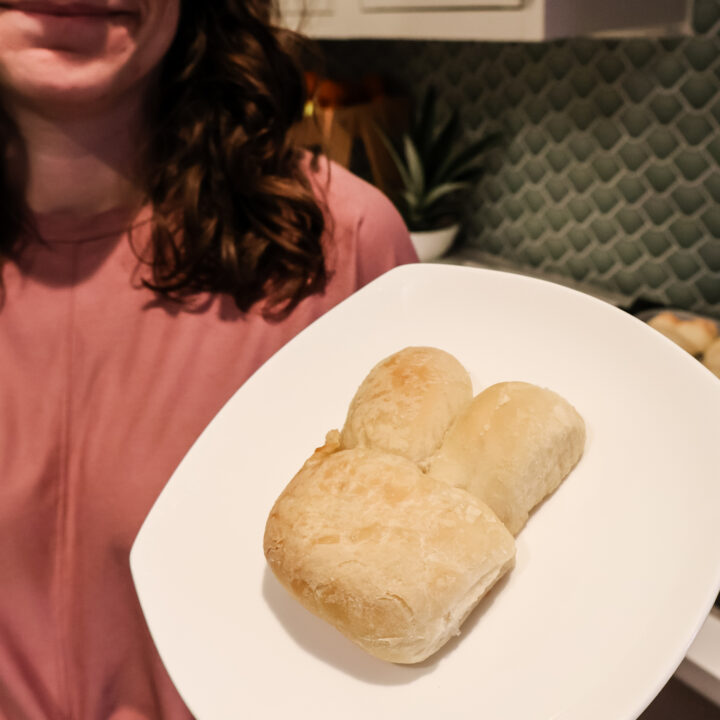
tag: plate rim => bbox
[130,263,720,720]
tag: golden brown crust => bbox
[264,447,515,663]
[648,312,718,356]
[264,349,588,664]
[340,347,473,463]
[703,337,720,378]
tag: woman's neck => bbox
[8,91,147,233]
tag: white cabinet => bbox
[279,0,333,16]
[362,0,522,8]
[279,0,690,41]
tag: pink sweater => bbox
[0,160,416,720]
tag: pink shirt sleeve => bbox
[353,180,418,285]
[305,155,418,290]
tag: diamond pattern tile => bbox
[704,172,720,201]
[668,252,702,279]
[526,96,552,124]
[614,269,642,294]
[644,197,674,226]
[590,247,616,273]
[646,128,679,159]
[617,176,647,203]
[649,95,683,123]
[622,72,655,102]
[698,240,720,270]
[548,83,574,111]
[592,156,621,181]
[592,187,621,213]
[597,54,626,84]
[645,164,676,192]
[593,119,623,149]
[568,197,593,222]
[567,256,592,281]
[568,135,596,162]
[670,218,704,247]
[667,282,702,306]
[677,114,714,143]
[594,87,624,116]
[617,207,645,234]
[671,186,707,214]
[546,176,570,202]
[590,217,618,244]
[618,142,650,171]
[621,106,654,136]
[568,227,592,252]
[697,276,720,303]
[681,74,720,109]
[569,102,596,130]
[683,38,719,70]
[640,262,671,288]
[701,206,720,235]
[654,55,689,87]
[616,239,643,266]
[640,230,671,257]
[675,151,709,180]
[623,40,657,69]
[694,0,720,33]
[319,0,720,317]
[568,166,595,192]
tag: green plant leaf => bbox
[422,181,470,208]
[411,204,459,231]
[406,204,428,231]
[434,132,501,184]
[425,109,461,187]
[449,162,487,184]
[403,134,425,196]
[373,91,500,230]
[374,124,413,193]
[413,86,437,159]
[400,188,421,209]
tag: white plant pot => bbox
[409,224,460,262]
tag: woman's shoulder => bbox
[303,153,417,270]
[303,153,390,222]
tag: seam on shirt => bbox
[44,216,154,245]
[51,245,78,720]
[33,206,154,245]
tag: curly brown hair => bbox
[0,0,327,318]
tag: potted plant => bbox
[377,87,499,262]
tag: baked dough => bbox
[425,381,585,535]
[678,317,718,354]
[264,439,516,664]
[703,337,720,378]
[340,346,473,463]
[648,311,718,356]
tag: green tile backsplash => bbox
[319,0,720,317]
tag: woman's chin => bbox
[2,52,146,113]
[0,0,178,116]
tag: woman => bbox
[0,1,416,718]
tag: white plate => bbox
[130,264,720,720]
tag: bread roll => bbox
[648,312,696,354]
[264,444,516,664]
[677,317,718,355]
[647,311,717,356]
[703,337,720,379]
[425,382,585,535]
[340,346,472,463]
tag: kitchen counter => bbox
[677,610,720,707]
